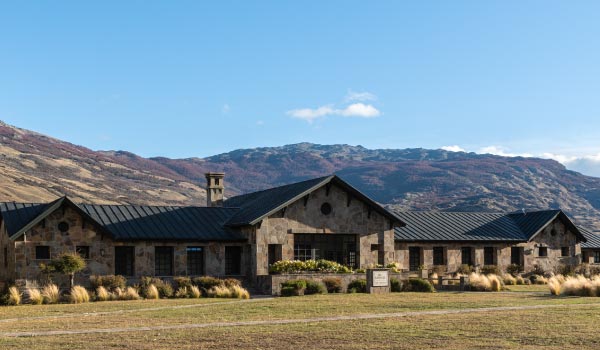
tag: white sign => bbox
[372,270,389,287]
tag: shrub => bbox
[280,280,307,296]
[480,265,500,275]
[488,274,502,292]
[41,284,60,304]
[347,279,367,293]
[145,284,160,300]
[47,253,86,289]
[95,286,111,301]
[390,278,402,292]
[192,276,223,291]
[175,287,189,298]
[515,276,525,285]
[502,274,517,286]
[222,278,242,288]
[548,275,563,295]
[403,278,435,293]
[26,288,43,305]
[505,264,521,277]
[230,285,250,299]
[189,285,201,298]
[562,275,595,296]
[456,264,472,275]
[8,286,21,305]
[322,277,342,293]
[173,276,193,290]
[281,286,297,297]
[69,286,90,303]
[140,277,173,298]
[531,265,546,276]
[121,287,140,300]
[304,280,327,295]
[269,259,352,274]
[530,275,548,285]
[90,275,127,291]
[468,273,504,292]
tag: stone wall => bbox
[10,203,249,286]
[0,219,16,282]
[252,183,398,277]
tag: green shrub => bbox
[90,275,127,291]
[222,278,241,288]
[269,259,352,274]
[403,278,435,293]
[480,265,500,275]
[390,278,402,292]
[280,286,298,297]
[456,264,472,275]
[139,277,173,298]
[322,277,342,293]
[505,264,521,276]
[173,276,193,290]
[305,280,327,295]
[347,279,367,293]
[280,280,307,296]
[531,264,546,276]
[192,276,223,290]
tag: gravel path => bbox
[3,302,598,338]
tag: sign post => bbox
[366,268,390,294]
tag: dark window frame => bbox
[225,246,242,275]
[155,246,174,276]
[115,246,135,276]
[76,246,90,259]
[538,246,548,257]
[461,247,473,266]
[561,246,570,257]
[186,246,204,276]
[409,246,422,271]
[293,234,357,268]
[35,246,50,260]
[594,251,600,264]
[484,247,495,266]
[433,247,445,266]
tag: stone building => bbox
[581,227,600,265]
[0,173,593,291]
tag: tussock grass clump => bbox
[145,284,160,300]
[26,288,43,305]
[8,286,21,305]
[122,287,140,300]
[189,285,201,298]
[548,276,563,296]
[175,287,189,298]
[503,274,517,285]
[468,273,504,292]
[515,276,526,285]
[69,286,90,304]
[230,285,250,299]
[548,275,600,297]
[207,285,232,298]
[41,284,60,304]
[95,286,111,301]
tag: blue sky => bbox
[1,1,600,175]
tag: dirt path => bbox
[3,302,599,338]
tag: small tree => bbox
[47,253,86,289]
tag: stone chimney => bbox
[205,172,225,207]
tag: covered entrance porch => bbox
[291,233,358,268]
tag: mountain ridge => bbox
[1,120,599,231]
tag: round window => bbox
[57,221,69,233]
[320,203,332,215]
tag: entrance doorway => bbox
[409,246,422,271]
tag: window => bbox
[155,246,174,276]
[511,247,523,266]
[461,247,472,265]
[186,247,204,275]
[409,247,422,271]
[115,246,135,276]
[594,251,600,264]
[268,244,282,266]
[320,203,332,215]
[76,246,90,259]
[35,246,50,260]
[484,247,495,265]
[433,247,445,266]
[538,247,548,257]
[293,234,357,268]
[225,246,242,275]
[561,247,570,257]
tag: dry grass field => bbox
[1,291,599,349]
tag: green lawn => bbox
[1,291,599,349]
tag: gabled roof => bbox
[79,204,244,241]
[394,209,586,243]
[224,175,405,227]
[580,226,600,249]
[0,201,53,237]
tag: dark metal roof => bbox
[580,226,600,249]
[394,209,583,242]
[78,204,244,241]
[224,175,405,227]
[0,201,52,236]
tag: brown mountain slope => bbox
[1,121,599,231]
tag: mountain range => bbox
[1,120,599,231]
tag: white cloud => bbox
[286,105,336,123]
[478,146,533,158]
[344,89,377,102]
[338,103,381,118]
[441,145,466,152]
[222,104,230,114]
